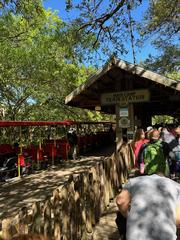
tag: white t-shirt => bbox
[124,174,180,240]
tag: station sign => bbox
[101,89,150,106]
[119,107,128,117]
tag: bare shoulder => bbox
[116,189,131,217]
[116,189,131,204]
[176,205,180,227]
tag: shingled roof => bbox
[65,58,180,117]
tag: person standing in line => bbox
[160,126,179,179]
[130,128,149,169]
[116,173,180,240]
[145,126,153,139]
[137,129,170,176]
[67,128,78,160]
[173,125,180,178]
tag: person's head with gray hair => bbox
[149,129,160,140]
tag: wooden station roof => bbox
[65,58,180,117]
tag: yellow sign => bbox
[101,89,150,106]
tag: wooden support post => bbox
[115,104,122,151]
[84,172,93,234]
[44,199,52,237]
[31,202,42,234]
[61,185,70,240]
[52,189,61,240]
[128,104,134,131]
[68,180,76,239]
[127,103,135,141]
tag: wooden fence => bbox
[1,144,131,240]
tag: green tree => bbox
[142,44,180,75]
[139,0,179,75]
[140,0,179,43]
[152,115,175,125]
[0,4,98,121]
[64,0,179,67]
[65,0,142,63]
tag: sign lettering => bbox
[101,89,150,106]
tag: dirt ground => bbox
[0,145,115,220]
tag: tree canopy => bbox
[0,0,179,122]
[0,1,105,121]
[65,0,179,72]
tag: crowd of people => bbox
[116,124,180,240]
[0,124,179,240]
[130,124,180,178]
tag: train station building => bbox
[65,57,180,143]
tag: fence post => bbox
[44,199,52,237]
[60,184,70,240]
[31,202,42,234]
[52,188,62,240]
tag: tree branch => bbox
[78,0,126,30]
[96,0,126,26]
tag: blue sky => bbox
[43,0,157,65]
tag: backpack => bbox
[144,140,167,175]
[115,211,127,240]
